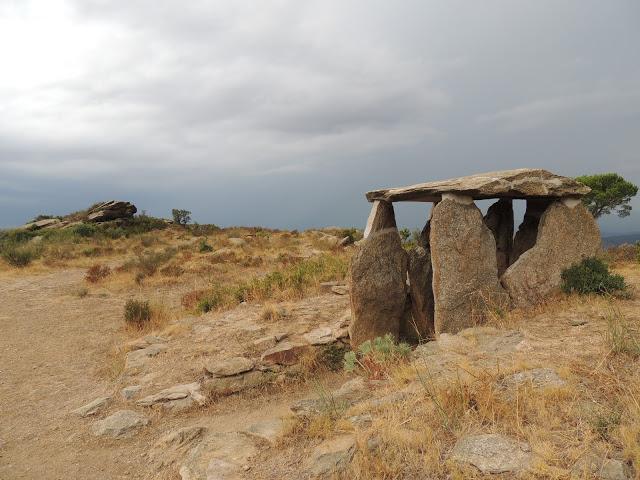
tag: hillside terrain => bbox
[1,218,639,479]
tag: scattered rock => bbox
[430,198,509,335]
[331,285,349,295]
[449,433,533,474]
[137,382,206,410]
[252,335,277,350]
[571,318,588,326]
[87,200,137,222]
[125,344,167,370]
[204,357,254,377]
[307,435,356,477]
[320,281,342,293]
[179,432,257,480]
[572,454,631,480]
[72,396,111,417]
[303,327,335,345]
[500,368,566,390]
[121,385,142,400]
[150,426,207,470]
[261,342,308,366]
[92,410,149,438]
[348,413,373,428]
[291,377,368,417]
[244,418,287,444]
[204,370,271,397]
[349,228,408,347]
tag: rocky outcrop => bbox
[510,198,551,264]
[92,410,149,438]
[72,396,111,417]
[367,168,591,202]
[450,433,534,474]
[484,199,514,276]
[348,229,408,347]
[430,197,509,335]
[404,246,434,341]
[87,201,137,222]
[502,201,601,307]
[179,432,257,480]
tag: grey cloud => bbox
[1,0,639,234]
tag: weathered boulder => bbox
[510,198,551,264]
[499,368,566,390]
[72,396,111,417]
[367,168,591,202]
[306,435,356,478]
[124,343,167,370]
[484,199,514,276]
[260,342,308,365]
[363,200,397,238]
[149,426,207,471]
[303,326,335,345]
[92,410,149,438]
[450,433,533,474]
[430,197,509,335]
[349,229,408,347]
[244,418,287,444]
[204,370,271,397]
[204,357,254,377]
[502,200,601,307]
[87,201,136,222]
[572,454,631,480]
[137,382,206,410]
[404,246,434,341]
[179,432,257,480]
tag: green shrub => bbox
[198,239,213,253]
[344,334,411,379]
[124,299,151,327]
[561,257,626,295]
[72,223,98,238]
[1,244,39,267]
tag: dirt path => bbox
[0,269,345,479]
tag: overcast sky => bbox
[1,0,639,234]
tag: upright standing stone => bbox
[430,196,509,335]
[349,229,408,347]
[363,201,396,239]
[484,199,514,276]
[502,200,601,307]
[510,199,551,264]
[404,246,434,341]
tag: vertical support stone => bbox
[510,198,551,264]
[502,201,601,307]
[403,245,435,342]
[348,228,408,347]
[363,200,397,239]
[484,199,514,277]
[430,195,509,335]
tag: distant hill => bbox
[602,232,640,246]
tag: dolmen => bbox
[348,168,601,346]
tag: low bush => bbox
[85,264,111,283]
[561,257,626,295]
[343,334,411,379]
[124,299,151,327]
[198,239,213,253]
[1,244,39,267]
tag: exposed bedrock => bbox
[403,246,435,342]
[502,200,601,307]
[349,228,408,347]
[510,198,551,264]
[484,199,514,277]
[430,196,510,335]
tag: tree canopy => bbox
[576,173,638,219]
